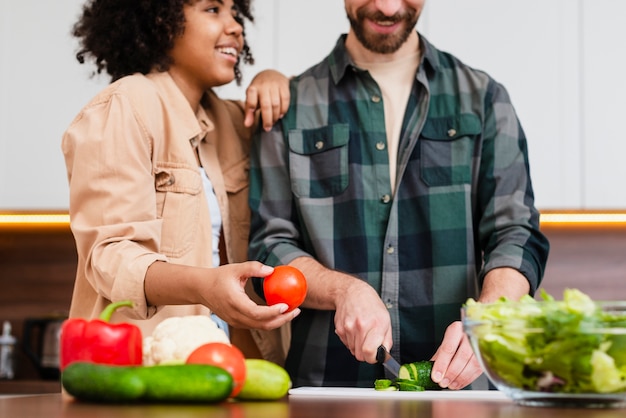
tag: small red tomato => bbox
[186,342,246,397]
[263,265,307,312]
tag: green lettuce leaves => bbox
[463,289,626,393]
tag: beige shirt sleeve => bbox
[62,89,167,319]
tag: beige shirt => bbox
[61,71,288,363]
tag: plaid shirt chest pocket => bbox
[288,124,350,198]
[419,114,481,187]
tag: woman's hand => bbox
[198,261,300,330]
[244,69,290,131]
[145,260,299,330]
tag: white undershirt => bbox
[199,167,222,267]
[353,50,420,193]
[199,167,229,337]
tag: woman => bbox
[61,0,294,362]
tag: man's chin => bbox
[360,32,410,54]
[351,19,416,54]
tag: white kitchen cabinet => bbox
[581,0,626,208]
[0,0,624,210]
[421,0,626,209]
[419,0,583,209]
[0,1,108,210]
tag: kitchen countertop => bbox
[1,390,624,418]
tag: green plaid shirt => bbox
[248,34,549,387]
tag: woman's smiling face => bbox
[168,0,244,93]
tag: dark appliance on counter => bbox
[22,315,66,379]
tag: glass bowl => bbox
[461,292,626,408]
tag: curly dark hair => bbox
[72,0,255,84]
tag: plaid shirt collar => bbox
[328,31,439,86]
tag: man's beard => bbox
[347,8,418,54]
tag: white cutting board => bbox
[288,387,510,401]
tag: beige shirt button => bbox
[386,246,395,254]
[315,140,325,150]
[372,95,381,103]
[376,142,386,151]
[447,128,457,137]
[385,302,394,309]
[381,194,391,203]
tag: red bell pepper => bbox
[60,300,143,370]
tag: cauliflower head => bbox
[143,315,230,365]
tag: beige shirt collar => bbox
[145,71,215,148]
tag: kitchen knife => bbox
[376,345,401,377]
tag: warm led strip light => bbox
[0,213,70,226]
[1,212,626,227]
[540,212,626,226]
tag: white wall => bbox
[1,0,624,210]
[216,0,348,97]
[581,0,626,208]
[419,0,582,209]
[0,0,109,210]
[418,0,626,209]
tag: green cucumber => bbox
[235,359,291,400]
[397,361,440,390]
[62,362,233,403]
[62,362,144,402]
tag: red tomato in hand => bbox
[263,265,307,312]
[186,342,246,397]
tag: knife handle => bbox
[375,345,387,364]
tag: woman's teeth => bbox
[217,47,238,57]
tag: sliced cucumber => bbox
[374,379,398,391]
[397,361,440,390]
[398,364,415,380]
[394,378,425,391]
[378,360,441,392]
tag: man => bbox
[248,0,549,389]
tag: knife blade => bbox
[376,345,401,377]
